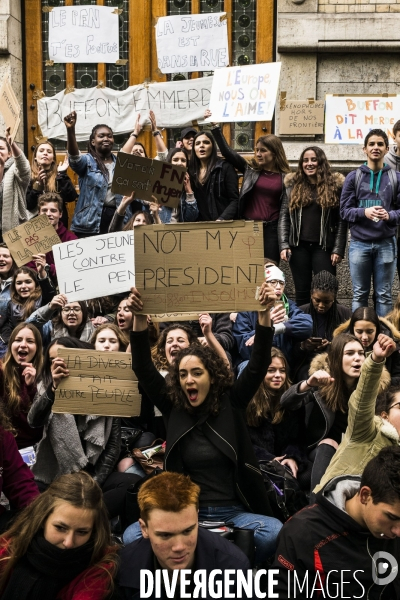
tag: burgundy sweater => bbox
[26,222,77,280]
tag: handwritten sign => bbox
[279,100,324,135]
[0,76,21,140]
[150,313,201,322]
[156,13,228,74]
[48,6,119,63]
[206,63,281,123]
[3,215,61,267]
[37,77,212,141]
[111,153,186,209]
[53,231,135,302]
[53,349,141,417]
[134,220,264,314]
[325,95,400,144]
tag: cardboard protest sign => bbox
[53,349,141,417]
[150,313,201,322]
[279,99,324,135]
[111,153,186,209]
[205,63,281,123]
[155,13,228,74]
[325,95,400,144]
[38,77,213,141]
[3,215,61,267]
[53,231,135,302]
[48,6,118,63]
[134,220,264,314]
[0,76,21,140]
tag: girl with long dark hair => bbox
[204,109,290,262]
[278,146,347,305]
[0,471,118,599]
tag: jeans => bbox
[348,236,397,317]
[123,504,282,564]
[290,241,335,306]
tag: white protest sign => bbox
[206,63,281,122]
[37,78,213,141]
[48,6,119,63]
[53,231,135,302]
[325,95,400,144]
[155,13,229,74]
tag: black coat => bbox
[190,158,239,221]
[26,172,78,227]
[211,126,286,219]
[130,323,274,516]
[116,527,251,599]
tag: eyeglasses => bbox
[267,280,285,288]
[61,307,82,314]
[389,401,400,410]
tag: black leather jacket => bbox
[211,126,286,219]
[278,172,348,256]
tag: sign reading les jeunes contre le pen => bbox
[325,94,400,144]
[53,349,141,417]
[134,220,264,314]
[111,153,187,209]
[206,62,281,122]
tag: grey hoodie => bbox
[385,147,400,171]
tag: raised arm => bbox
[198,313,230,368]
[64,111,79,157]
[121,113,143,154]
[204,110,248,173]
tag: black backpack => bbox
[258,460,308,522]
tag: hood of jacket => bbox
[284,170,345,189]
[386,147,400,169]
[334,317,400,342]
[309,351,391,395]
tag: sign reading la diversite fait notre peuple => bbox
[134,220,265,314]
[111,153,187,209]
[53,349,141,417]
[3,215,61,267]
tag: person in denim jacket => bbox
[64,111,134,236]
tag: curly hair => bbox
[246,347,291,426]
[151,324,200,370]
[289,146,341,211]
[167,344,233,416]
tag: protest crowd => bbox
[0,92,400,599]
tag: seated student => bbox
[0,323,44,450]
[281,332,391,494]
[157,148,199,224]
[108,192,161,233]
[86,295,119,328]
[334,306,400,380]
[0,404,39,534]
[233,265,312,368]
[0,265,55,349]
[294,270,352,381]
[173,312,234,360]
[246,347,311,491]
[314,334,398,493]
[91,323,129,352]
[0,471,118,599]
[26,191,77,283]
[27,295,95,348]
[117,472,252,597]
[272,446,400,599]
[124,283,283,564]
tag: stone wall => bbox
[0,0,23,146]
[319,0,400,13]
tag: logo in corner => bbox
[372,551,398,586]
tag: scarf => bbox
[2,531,93,600]
[32,388,113,484]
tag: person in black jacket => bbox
[272,446,400,600]
[27,141,77,227]
[278,146,348,306]
[117,472,253,599]
[188,131,239,222]
[124,283,283,563]
[204,110,290,263]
